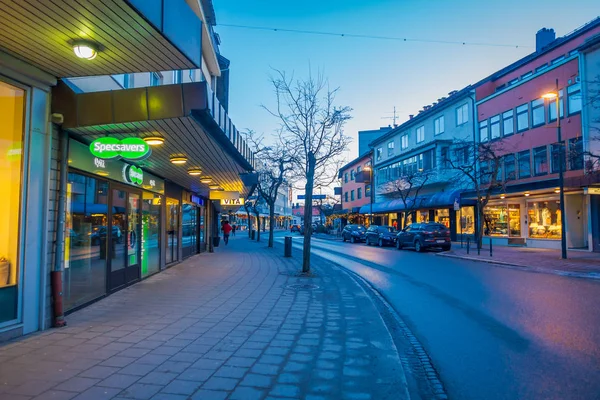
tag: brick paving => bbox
[0,236,408,400]
[441,243,600,279]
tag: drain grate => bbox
[286,283,320,290]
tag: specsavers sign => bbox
[69,139,164,194]
[89,137,150,160]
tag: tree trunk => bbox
[476,201,484,249]
[246,210,252,238]
[268,205,275,248]
[302,152,316,273]
[254,212,261,241]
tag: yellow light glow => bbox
[143,136,165,146]
[208,184,220,190]
[524,192,530,197]
[200,177,212,184]
[73,41,98,60]
[554,188,561,193]
[542,92,558,99]
[187,169,202,176]
[500,194,506,199]
[170,157,187,164]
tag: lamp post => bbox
[542,78,567,259]
[364,165,374,225]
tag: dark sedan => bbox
[365,225,397,247]
[342,224,367,243]
[396,222,451,252]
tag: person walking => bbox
[222,221,233,245]
[232,224,237,236]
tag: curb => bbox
[436,252,600,281]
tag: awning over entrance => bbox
[0,0,201,77]
[359,189,474,214]
[52,81,254,198]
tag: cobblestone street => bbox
[0,236,408,400]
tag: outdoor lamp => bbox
[170,156,187,164]
[542,92,558,99]
[73,40,98,60]
[187,169,202,176]
[143,136,165,146]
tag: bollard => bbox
[490,237,493,257]
[284,236,292,257]
[251,230,256,240]
[477,238,481,255]
[466,237,470,254]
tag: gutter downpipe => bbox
[51,124,68,327]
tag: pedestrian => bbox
[222,221,233,245]
[232,224,237,236]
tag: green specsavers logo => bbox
[89,137,150,160]
[123,165,144,185]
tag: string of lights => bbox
[218,23,532,49]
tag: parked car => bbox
[342,224,367,243]
[365,225,397,247]
[290,224,301,233]
[90,225,122,245]
[395,222,451,252]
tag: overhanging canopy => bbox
[359,189,475,214]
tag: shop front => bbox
[182,193,206,259]
[64,139,165,312]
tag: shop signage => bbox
[221,198,245,206]
[585,187,600,195]
[89,137,150,160]
[191,195,204,206]
[69,139,164,194]
[209,191,240,200]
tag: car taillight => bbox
[422,231,434,235]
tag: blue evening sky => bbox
[214,0,599,162]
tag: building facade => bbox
[339,152,373,225]
[358,126,392,156]
[0,0,255,341]
[473,20,600,249]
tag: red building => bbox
[338,151,372,224]
[473,19,600,250]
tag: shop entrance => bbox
[108,185,141,291]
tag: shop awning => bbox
[359,189,475,214]
[0,0,201,78]
[52,81,254,198]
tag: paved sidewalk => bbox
[0,236,408,400]
[439,243,600,280]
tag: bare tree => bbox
[445,139,507,249]
[243,185,257,239]
[265,69,352,273]
[245,196,265,242]
[380,168,436,228]
[244,131,293,248]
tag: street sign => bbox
[221,198,245,206]
[453,198,460,211]
[298,194,326,200]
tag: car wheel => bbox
[396,240,403,250]
[366,238,370,246]
[441,245,451,251]
[415,240,424,252]
[342,235,346,242]
[378,239,384,247]
[350,236,356,244]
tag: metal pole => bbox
[556,78,567,259]
[370,167,374,225]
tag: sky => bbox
[212,0,599,196]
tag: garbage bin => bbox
[212,236,221,248]
[284,236,292,257]
[251,230,256,240]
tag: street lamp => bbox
[364,165,374,225]
[542,78,567,259]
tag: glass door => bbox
[126,193,141,283]
[166,198,179,264]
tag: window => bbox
[434,116,444,135]
[351,190,355,201]
[568,83,582,115]
[528,200,562,239]
[480,161,490,184]
[401,135,409,149]
[416,126,425,143]
[536,64,548,73]
[490,115,501,140]
[479,120,489,142]
[376,147,382,161]
[454,147,469,165]
[521,71,533,79]
[503,110,514,136]
[189,69,196,82]
[569,137,583,170]
[150,72,162,86]
[533,146,548,176]
[418,153,424,171]
[551,55,566,64]
[357,166,362,174]
[531,98,545,127]
[173,70,183,84]
[456,103,469,125]
[441,147,449,169]
[365,185,371,197]
[357,188,362,199]
[344,173,348,183]
[551,142,565,174]
[387,141,395,156]
[112,74,131,88]
[548,89,564,121]
[351,170,355,181]
[518,150,531,178]
[508,78,519,86]
[517,104,529,132]
[504,154,516,180]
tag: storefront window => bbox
[508,204,521,237]
[456,206,475,234]
[199,207,205,248]
[417,210,429,223]
[182,203,197,258]
[166,198,180,264]
[0,81,25,324]
[483,204,508,236]
[142,192,161,277]
[528,200,562,239]
[389,213,398,229]
[64,173,109,311]
[435,209,450,228]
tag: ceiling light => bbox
[96,171,109,177]
[143,136,165,146]
[208,184,220,190]
[187,169,202,176]
[200,177,212,184]
[73,40,98,60]
[524,192,530,197]
[170,156,187,164]
[554,188,561,193]
[500,194,505,199]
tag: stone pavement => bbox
[0,236,408,400]
[440,243,600,280]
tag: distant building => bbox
[338,151,373,225]
[358,127,392,156]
